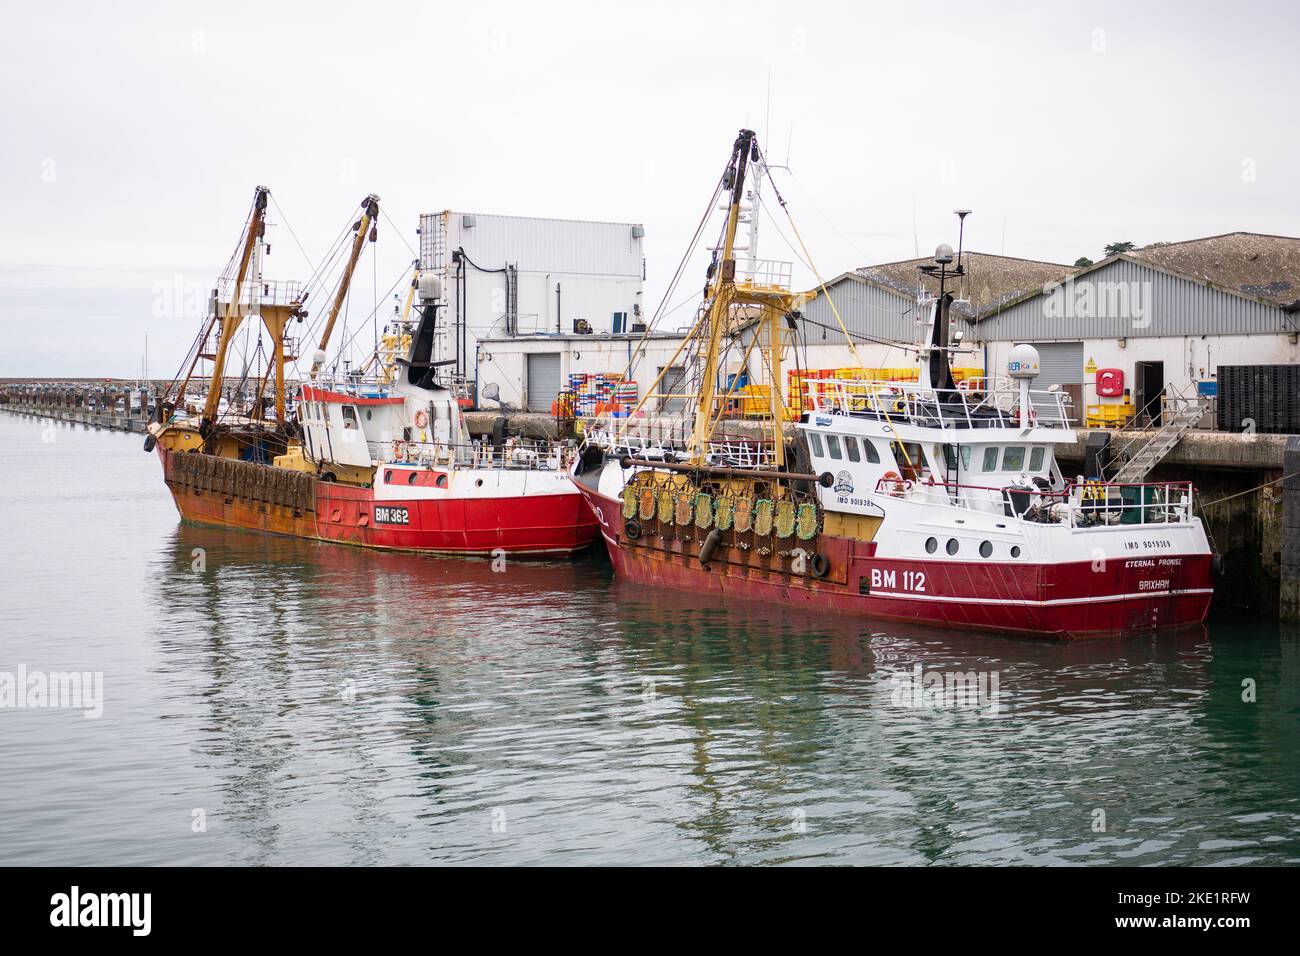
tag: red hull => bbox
[578,484,1213,641]
[161,449,598,557]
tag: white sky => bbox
[2,0,1297,377]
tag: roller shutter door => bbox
[1026,341,1083,424]
[659,365,688,414]
[526,353,562,412]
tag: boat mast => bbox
[689,129,754,464]
[202,186,269,429]
[310,194,380,380]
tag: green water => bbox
[1,411,1297,865]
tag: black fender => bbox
[810,552,831,579]
[698,527,723,566]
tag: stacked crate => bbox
[1217,365,1300,433]
[567,373,639,418]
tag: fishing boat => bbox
[571,129,1217,639]
[146,187,597,557]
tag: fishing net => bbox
[715,497,734,531]
[775,499,796,538]
[734,497,753,533]
[694,493,713,529]
[796,502,819,540]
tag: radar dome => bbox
[418,273,443,302]
[1007,343,1040,379]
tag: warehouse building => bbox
[417,210,646,408]
[798,251,1076,384]
[973,233,1300,429]
[796,235,1300,431]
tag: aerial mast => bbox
[310,194,380,380]
[689,129,755,464]
[202,186,269,429]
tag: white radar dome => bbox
[1007,343,1040,379]
[417,273,443,302]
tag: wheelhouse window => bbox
[863,439,880,464]
[1003,446,1026,471]
[845,436,861,463]
[981,447,999,472]
[808,432,824,457]
[826,435,843,460]
[342,406,359,430]
[1029,446,1045,472]
[960,446,973,470]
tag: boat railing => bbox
[384,437,576,471]
[216,278,304,308]
[734,258,793,292]
[809,377,1072,430]
[587,427,778,468]
[871,475,1197,528]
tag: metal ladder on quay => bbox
[1104,389,1207,484]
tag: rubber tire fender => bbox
[810,552,831,579]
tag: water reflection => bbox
[147,524,1299,865]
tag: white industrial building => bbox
[799,235,1300,429]
[972,233,1300,426]
[416,210,646,409]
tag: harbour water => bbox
[1,411,1298,866]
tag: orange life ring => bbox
[881,470,906,496]
[413,408,429,429]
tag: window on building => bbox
[827,435,843,460]
[1003,446,1026,471]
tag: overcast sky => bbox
[2,0,1297,378]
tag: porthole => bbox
[946,538,959,556]
[436,474,448,489]
[384,470,394,483]
[475,478,484,487]
[408,471,419,485]
[1010,545,1021,558]
[925,536,938,554]
[979,541,992,558]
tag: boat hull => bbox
[577,481,1213,641]
[160,447,598,557]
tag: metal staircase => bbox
[1105,389,1207,483]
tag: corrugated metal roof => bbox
[418,210,644,277]
[859,251,1076,319]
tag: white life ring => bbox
[413,408,429,429]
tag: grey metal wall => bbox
[975,258,1292,341]
[801,276,921,345]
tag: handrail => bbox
[868,475,1197,527]
[808,376,1073,429]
